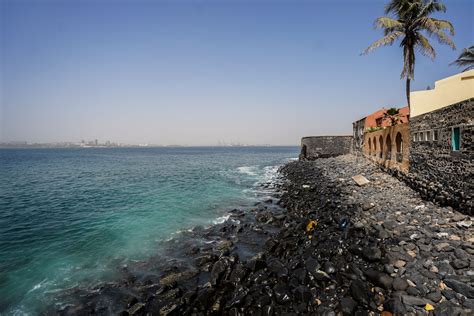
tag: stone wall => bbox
[363,123,410,173]
[352,118,366,153]
[299,136,352,160]
[404,98,473,214]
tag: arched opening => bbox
[300,144,307,160]
[385,134,392,160]
[373,137,377,156]
[368,138,372,155]
[378,136,383,158]
[396,132,403,162]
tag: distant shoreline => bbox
[0,145,298,149]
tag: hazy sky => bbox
[1,0,472,145]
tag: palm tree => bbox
[363,0,455,109]
[451,46,474,72]
[383,107,401,126]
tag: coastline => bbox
[55,155,473,315]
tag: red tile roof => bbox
[364,106,409,129]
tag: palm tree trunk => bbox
[406,78,411,110]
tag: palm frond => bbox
[431,18,455,35]
[417,34,436,59]
[362,31,404,55]
[420,0,447,16]
[417,17,456,49]
[451,45,474,71]
[433,30,456,49]
[374,17,403,29]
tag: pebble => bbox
[394,260,406,268]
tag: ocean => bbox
[0,146,299,314]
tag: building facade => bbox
[363,123,410,173]
[404,70,474,213]
[300,136,353,160]
[352,107,409,154]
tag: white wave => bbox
[212,214,230,224]
[262,165,280,182]
[27,278,48,294]
[237,166,258,176]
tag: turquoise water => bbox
[0,147,298,314]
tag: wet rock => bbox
[226,287,249,308]
[339,297,357,315]
[195,254,218,267]
[324,261,336,274]
[294,268,308,284]
[229,263,248,287]
[210,259,230,286]
[384,295,407,314]
[434,301,464,316]
[444,278,474,298]
[392,277,409,291]
[261,305,274,316]
[401,295,433,306]
[426,290,442,302]
[159,270,199,287]
[294,285,312,302]
[267,258,288,279]
[159,303,177,315]
[454,248,469,260]
[273,283,291,304]
[127,303,145,315]
[246,253,266,271]
[362,245,382,262]
[451,259,469,269]
[350,279,370,306]
[305,257,320,274]
[364,269,393,290]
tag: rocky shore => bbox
[56,155,473,315]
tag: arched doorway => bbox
[373,137,377,156]
[396,132,403,162]
[368,138,372,155]
[379,136,383,158]
[385,134,392,160]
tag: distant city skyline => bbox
[1,0,473,145]
[0,138,279,148]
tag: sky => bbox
[1,0,473,146]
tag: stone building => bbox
[363,123,410,173]
[299,136,352,160]
[352,107,409,153]
[405,70,474,213]
[352,117,366,153]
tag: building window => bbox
[426,131,431,141]
[433,130,438,141]
[452,127,461,151]
[419,132,424,142]
[413,133,417,142]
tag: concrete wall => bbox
[363,123,410,173]
[299,136,352,160]
[411,70,474,118]
[404,98,473,213]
